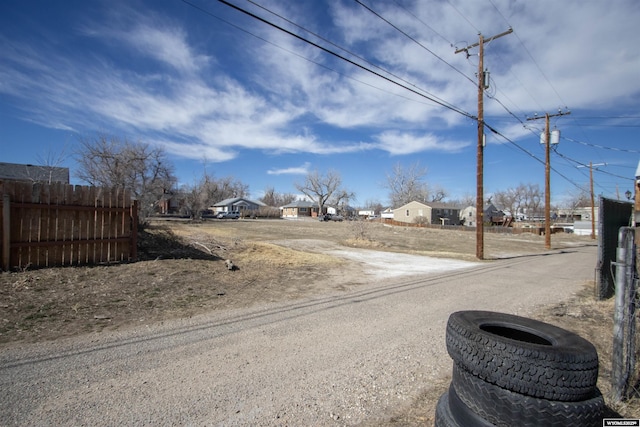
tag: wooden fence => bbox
[1,180,137,271]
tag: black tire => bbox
[435,389,494,427]
[435,391,458,427]
[446,310,599,401]
[452,363,605,427]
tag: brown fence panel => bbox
[0,180,136,271]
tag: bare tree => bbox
[492,183,544,219]
[200,174,249,205]
[178,173,250,218]
[524,183,543,217]
[429,185,448,202]
[180,180,207,219]
[493,187,518,216]
[260,186,297,207]
[75,134,176,220]
[295,169,350,214]
[384,162,431,207]
[329,188,356,214]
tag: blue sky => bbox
[1,0,639,207]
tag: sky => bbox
[1,0,639,207]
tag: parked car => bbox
[217,211,240,219]
[319,213,343,222]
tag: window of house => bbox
[406,209,410,216]
[300,208,307,213]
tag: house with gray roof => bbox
[0,162,70,184]
[280,200,320,219]
[211,197,265,217]
[393,201,461,225]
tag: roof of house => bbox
[427,201,461,210]
[0,162,70,184]
[281,200,316,208]
[212,197,266,207]
[395,200,461,210]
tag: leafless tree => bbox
[429,185,448,202]
[180,180,207,219]
[200,174,249,205]
[295,169,352,214]
[329,188,356,214]
[384,162,431,207]
[260,186,297,207]
[493,183,544,219]
[524,183,543,217]
[180,173,249,218]
[75,134,176,220]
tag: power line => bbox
[243,0,462,110]
[185,0,632,198]
[353,0,475,86]
[488,2,568,110]
[484,121,585,191]
[444,0,480,33]
[563,137,640,154]
[176,0,456,111]
[183,0,474,119]
[390,0,454,46]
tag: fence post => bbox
[2,194,9,271]
[612,227,637,402]
[130,200,138,261]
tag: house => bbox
[380,207,394,219]
[556,206,599,222]
[0,162,70,184]
[358,209,375,217]
[211,197,265,216]
[280,200,319,219]
[459,203,507,226]
[393,201,461,225]
[327,205,355,217]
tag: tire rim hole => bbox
[480,325,552,346]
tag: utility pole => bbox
[578,162,605,239]
[455,28,512,260]
[527,110,570,249]
[589,162,596,239]
[634,160,640,235]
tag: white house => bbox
[211,197,265,216]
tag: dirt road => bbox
[0,245,595,426]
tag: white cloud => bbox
[1,0,639,166]
[267,162,311,175]
[373,131,469,155]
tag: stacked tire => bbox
[436,311,605,427]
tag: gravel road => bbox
[0,245,596,426]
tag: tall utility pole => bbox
[634,160,640,232]
[527,110,570,249]
[455,28,512,260]
[578,162,606,239]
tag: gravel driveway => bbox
[0,245,595,426]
